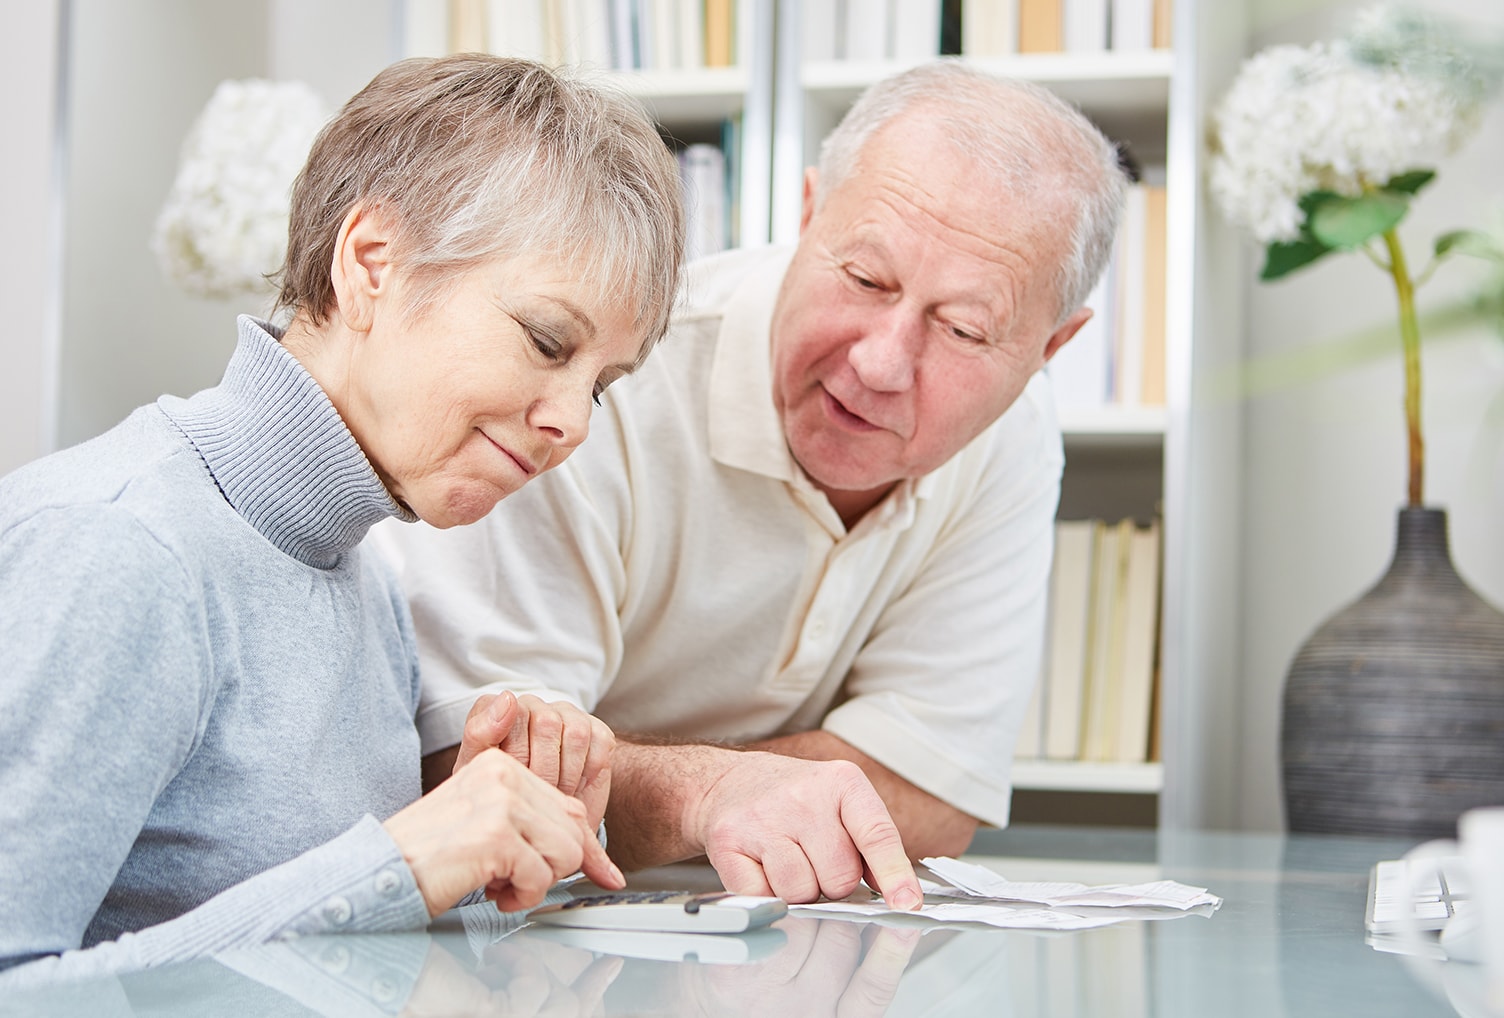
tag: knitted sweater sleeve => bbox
[0,506,430,982]
[0,817,430,988]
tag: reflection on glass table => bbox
[5,825,1497,1017]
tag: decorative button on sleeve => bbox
[321,896,353,927]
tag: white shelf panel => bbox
[1060,404,1167,442]
[1012,760,1164,794]
[800,51,1173,120]
[616,67,751,124]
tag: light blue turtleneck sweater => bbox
[0,316,433,980]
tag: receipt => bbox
[790,856,1222,930]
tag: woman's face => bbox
[340,254,644,529]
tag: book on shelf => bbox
[1014,669,1045,758]
[893,0,943,62]
[1044,179,1166,412]
[801,0,940,63]
[961,0,1019,57]
[1042,519,1096,760]
[1138,183,1168,406]
[1017,0,1063,53]
[720,113,743,249]
[562,0,615,68]
[607,0,637,68]
[677,0,704,69]
[1079,518,1128,762]
[1045,262,1114,410]
[1034,517,1162,765]
[1109,0,1153,51]
[484,0,548,62]
[1152,0,1173,48]
[679,142,729,261]
[803,0,838,61]
[949,0,1166,56]
[1112,182,1147,405]
[841,0,889,61]
[1062,0,1108,53]
[704,0,735,66]
[450,0,488,52]
[648,0,677,70]
[1113,518,1161,764]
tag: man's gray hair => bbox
[816,62,1127,327]
[277,55,684,356]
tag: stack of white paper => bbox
[791,856,1222,930]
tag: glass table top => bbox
[8,824,1496,1017]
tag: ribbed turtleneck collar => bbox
[160,315,416,569]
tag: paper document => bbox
[791,856,1222,930]
[919,856,1223,909]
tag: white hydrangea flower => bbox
[152,79,330,300]
[1209,38,1478,244]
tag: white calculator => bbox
[528,890,787,934]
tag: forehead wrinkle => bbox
[857,163,1039,273]
[839,189,1033,332]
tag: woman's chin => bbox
[421,483,518,529]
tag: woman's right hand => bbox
[454,691,615,833]
[383,748,624,917]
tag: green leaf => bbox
[1298,190,1342,218]
[1384,170,1436,196]
[1435,229,1504,262]
[1308,191,1411,250]
[1261,237,1334,280]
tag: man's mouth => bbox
[822,386,880,431]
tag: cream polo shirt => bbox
[374,245,1064,827]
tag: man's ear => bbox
[799,167,819,233]
[330,204,394,334]
[1042,307,1093,363]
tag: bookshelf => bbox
[411,0,1248,831]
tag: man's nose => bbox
[847,308,922,391]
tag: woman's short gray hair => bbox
[815,62,1127,327]
[276,55,684,354]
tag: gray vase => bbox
[1281,506,1504,838]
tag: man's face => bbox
[769,117,1083,518]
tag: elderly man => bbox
[376,61,1125,903]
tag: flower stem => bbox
[1381,227,1423,506]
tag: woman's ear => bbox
[329,204,394,334]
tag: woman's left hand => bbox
[454,692,614,831]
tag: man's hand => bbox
[749,730,979,859]
[447,691,615,831]
[384,748,624,917]
[606,743,923,910]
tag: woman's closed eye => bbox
[529,328,564,361]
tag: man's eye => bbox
[847,269,881,290]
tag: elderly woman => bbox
[0,55,683,978]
